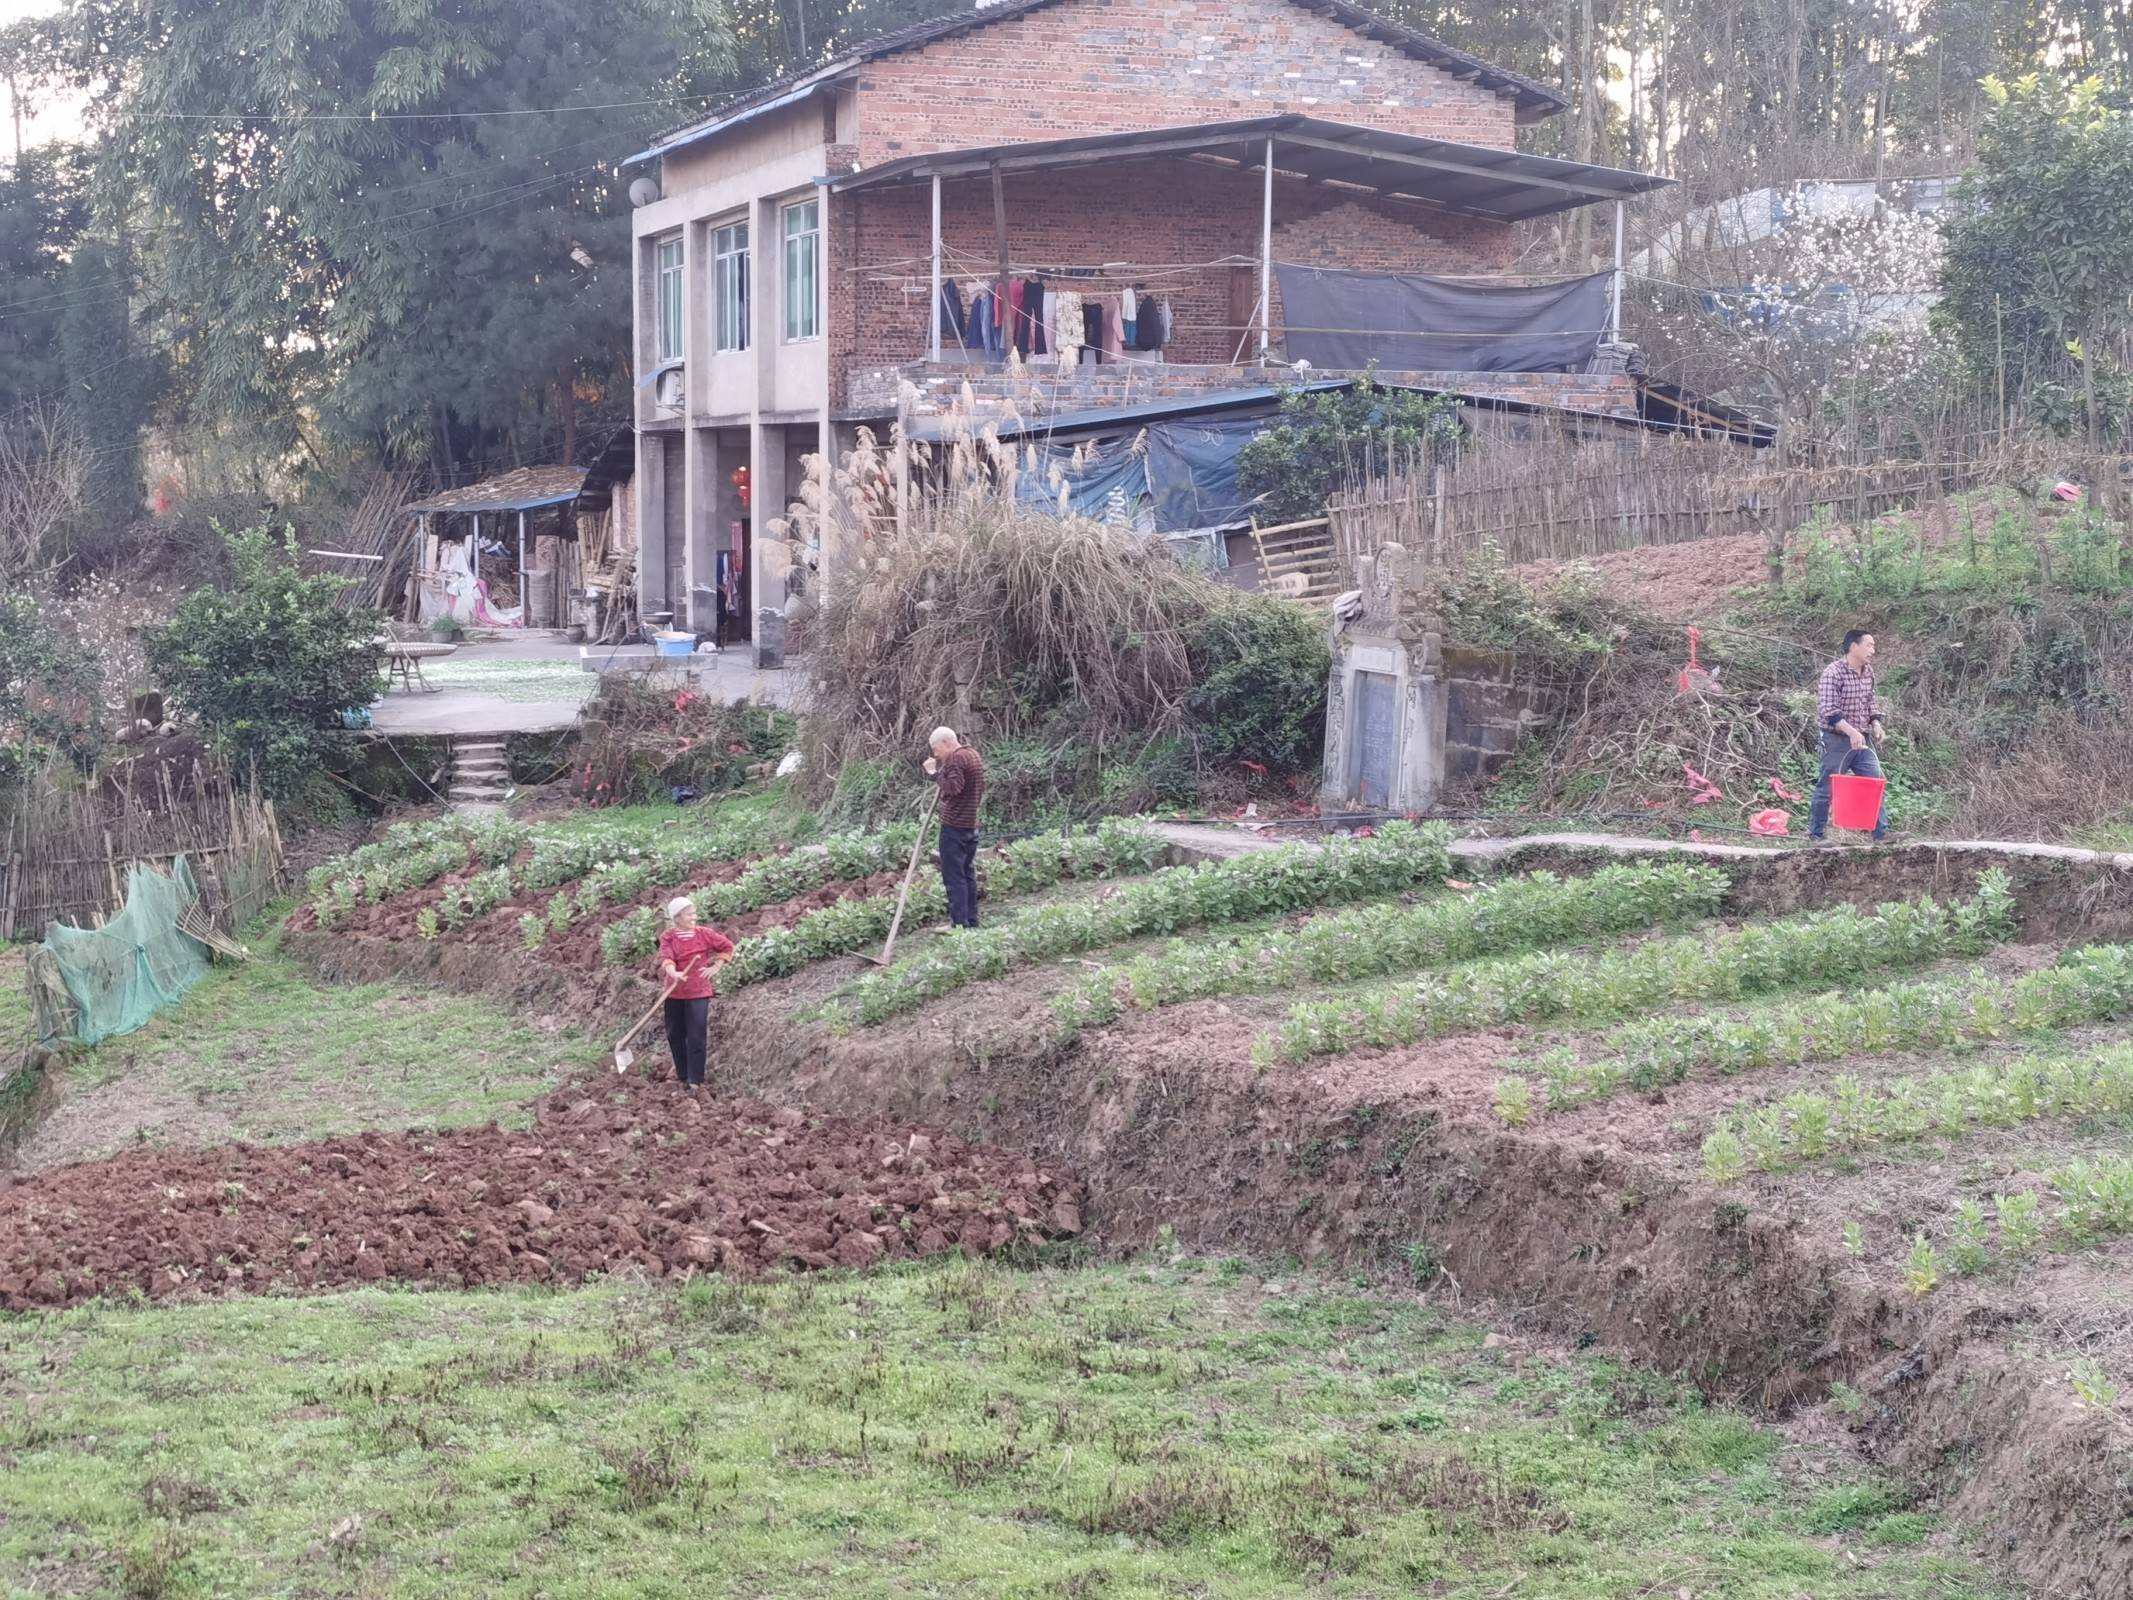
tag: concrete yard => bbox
[366,635,803,736]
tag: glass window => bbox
[713,221,749,354]
[655,234,684,362]
[782,199,819,343]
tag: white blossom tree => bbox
[1639,201,1955,457]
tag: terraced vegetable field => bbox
[51,807,2126,1596]
[702,833,2133,1600]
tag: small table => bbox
[382,640,456,694]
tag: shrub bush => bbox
[148,524,384,797]
[1183,590,1330,775]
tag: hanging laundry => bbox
[936,281,966,348]
[1121,284,1138,348]
[1052,289,1084,365]
[1021,276,1047,356]
[1090,297,1119,360]
[1008,280,1028,356]
[1135,298,1165,352]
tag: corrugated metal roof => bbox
[832,115,1669,223]
[633,0,1569,169]
[576,428,637,507]
[402,466,586,517]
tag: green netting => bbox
[34,855,212,1048]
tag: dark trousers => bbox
[1807,734,1889,840]
[938,824,980,928]
[663,996,709,1085]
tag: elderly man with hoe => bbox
[1806,628,1891,844]
[923,726,986,930]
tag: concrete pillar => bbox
[684,426,720,635]
[749,421,789,668]
[637,432,668,620]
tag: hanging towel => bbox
[1120,286,1136,322]
[1099,297,1124,360]
[1008,280,1028,356]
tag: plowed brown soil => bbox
[0,1082,1084,1310]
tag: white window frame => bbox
[781,198,820,344]
[654,234,684,363]
[713,219,749,354]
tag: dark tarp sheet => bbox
[1275,266,1612,374]
[1014,436,1150,523]
[1017,415,1272,536]
[1145,416,1266,533]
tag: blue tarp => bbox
[1145,416,1265,532]
[1016,415,1270,536]
[1013,435,1150,523]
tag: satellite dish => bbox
[628,176,661,208]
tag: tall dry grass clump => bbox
[778,390,1327,822]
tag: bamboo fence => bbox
[1324,426,2063,582]
[0,765,286,942]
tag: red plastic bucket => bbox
[1828,772,1886,832]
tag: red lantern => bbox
[730,464,751,509]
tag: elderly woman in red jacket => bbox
[658,895,734,1090]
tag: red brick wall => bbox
[824,142,860,421]
[844,160,1513,370]
[853,0,1519,165]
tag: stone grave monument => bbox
[1319,542,1447,815]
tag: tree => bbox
[0,588,101,781]
[0,402,87,586]
[62,0,735,476]
[58,236,157,530]
[1644,203,1950,453]
[1938,75,2133,439]
[0,142,87,412]
[1235,374,1461,525]
[146,525,387,798]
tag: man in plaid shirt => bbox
[1807,629,1889,841]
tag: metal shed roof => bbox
[905,383,1344,445]
[828,115,1669,223]
[401,466,585,517]
[575,428,636,510]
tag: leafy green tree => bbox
[147,525,387,798]
[0,142,87,413]
[1235,374,1460,525]
[1938,75,2133,437]
[61,0,734,473]
[58,236,157,530]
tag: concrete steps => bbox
[448,737,512,810]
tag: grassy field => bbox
[0,1257,2005,1600]
[11,924,599,1171]
[0,944,28,1053]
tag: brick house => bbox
[625,0,1668,659]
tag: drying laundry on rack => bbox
[1052,289,1084,365]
